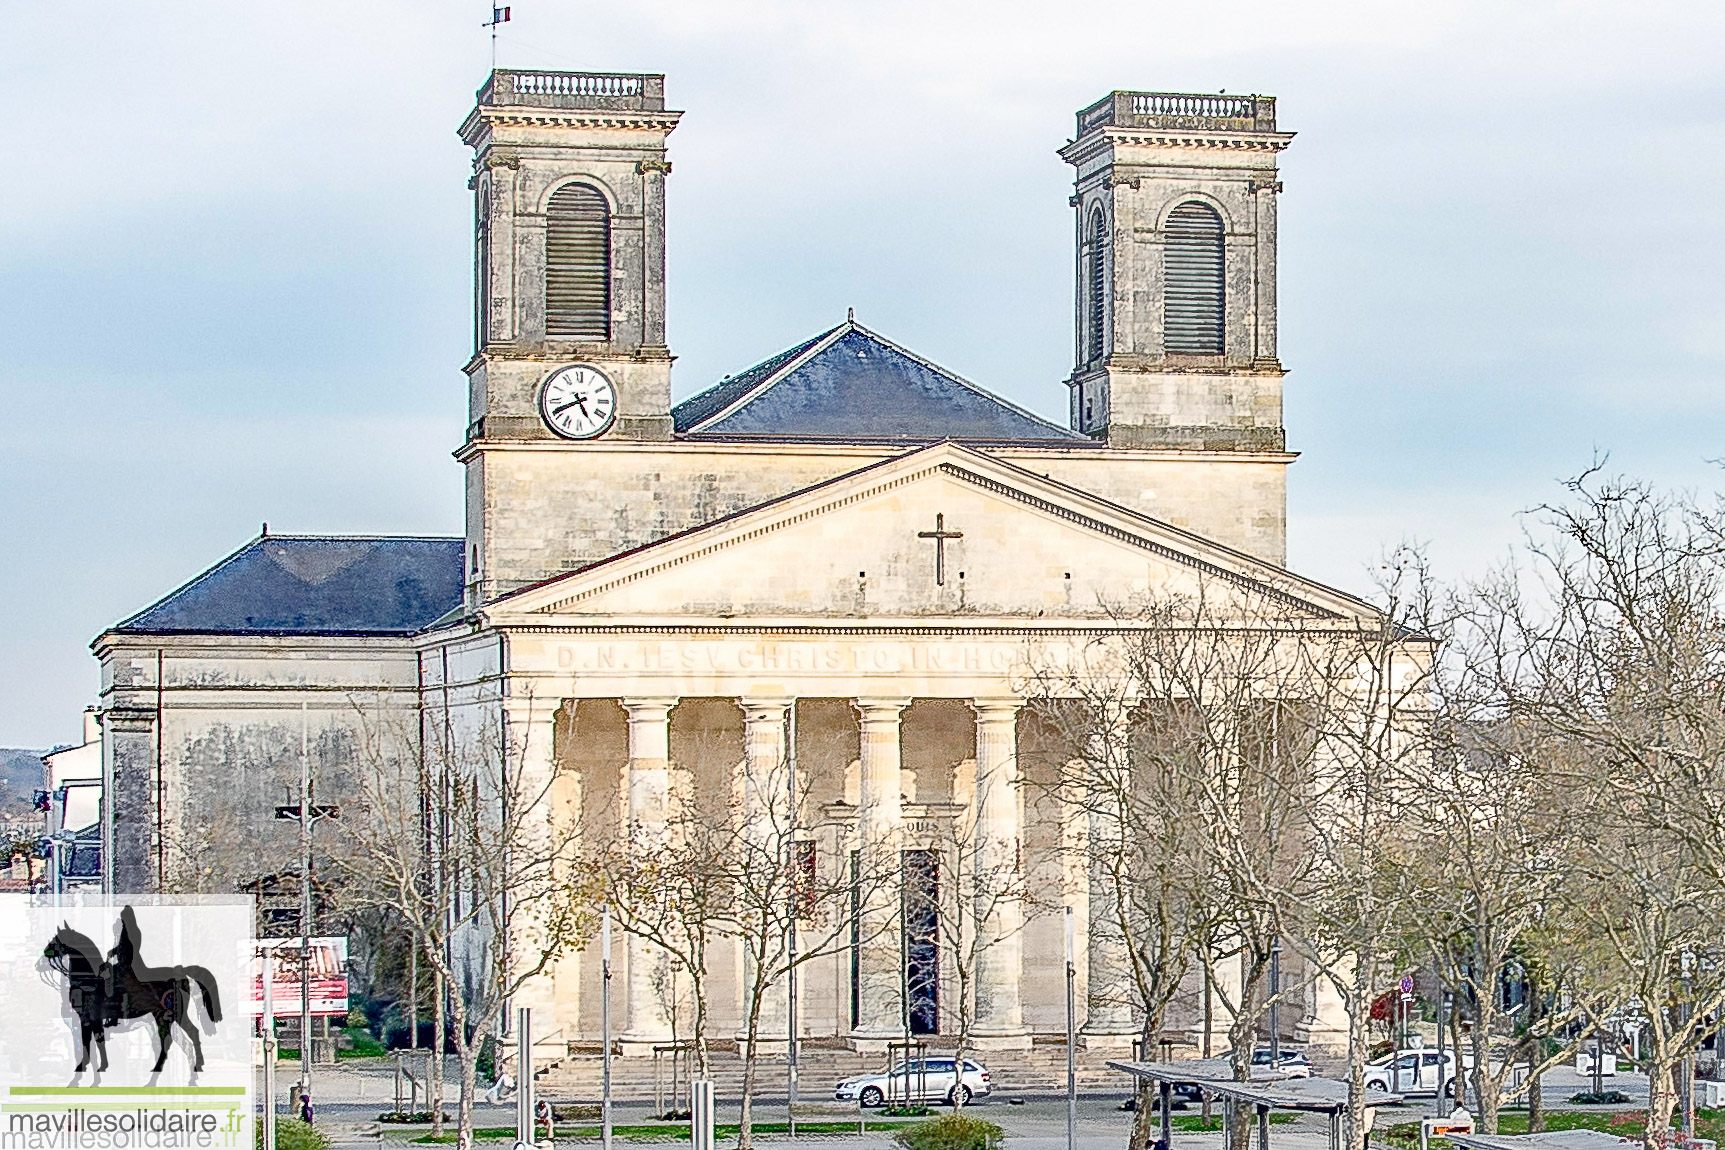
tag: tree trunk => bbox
[1341,963,1374,1150]
[1228,969,1261,1150]
[457,1036,481,1150]
[1128,1014,1163,1150]
[1644,1048,1679,1150]
[1471,1023,1498,1131]
[1526,1063,1544,1134]
[738,1004,760,1150]
[431,965,447,1136]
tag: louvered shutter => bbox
[1163,202,1224,354]
[1086,209,1107,364]
[545,184,610,338]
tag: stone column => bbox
[738,698,791,1045]
[1083,708,1137,1046]
[970,700,1029,1048]
[620,697,677,1054]
[503,695,563,1025]
[850,698,909,1049]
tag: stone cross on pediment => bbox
[917,513,963,587]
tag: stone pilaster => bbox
[503,694,564,1028]
[970,699,1029,1048]
[104,705,158,895]
[850,698,909,1050]
[620,697,677,1054]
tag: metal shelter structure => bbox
[1448,1132,1640,1150]
[1108,1059,1404,1150]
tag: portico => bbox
[451,438,1372,1054]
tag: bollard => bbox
[517,1009,534,1149]
[691,1080,715,1150]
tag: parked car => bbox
[1250,1048,1313,1078]
[834,1058,993,1107]
[1364,1049,1458,1096]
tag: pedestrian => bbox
[299,1088,314,1126]
[535,1098,554,1140]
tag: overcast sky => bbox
[4,1,1724,747]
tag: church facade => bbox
[95,73,1370,1056]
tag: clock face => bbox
[538,365,617,440]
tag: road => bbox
[274,1058,1655,1150]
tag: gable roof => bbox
[111,535,465,637]
[672,319,1087,446]
[491,440,1379,623]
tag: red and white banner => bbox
[246,937,349,1017]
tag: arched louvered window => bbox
[1164,201,1224,354]
[1085,207,1108,365]
[545,183,611,339]
[474,185,491,349]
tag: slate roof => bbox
[673,320,1086,445]
[113,535,465,636]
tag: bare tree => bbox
[1457,471,1725,1148]
[1275,550,1440,1150]
[598,788,734,1083]
[719,740,891,1147]
[597,710,895,1146]
[338,693,590,1150]
[907,761,1046,1112]
[1022,574,1361,1150]
[1409,710,1595,1132]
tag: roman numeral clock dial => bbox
[538,364,617,440]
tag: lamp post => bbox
[1268,937,1281,1066]
[602,908,613,1150]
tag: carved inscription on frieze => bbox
[552,640,1019,675]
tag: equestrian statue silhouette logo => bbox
[41,906,223,1074]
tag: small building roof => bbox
[1107,1060,1404,1113]
[673,319,1087,446]
[111,535,465,637]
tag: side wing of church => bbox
[95,74,1366,1065]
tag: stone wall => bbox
[468,440,1290,600]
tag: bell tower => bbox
[460,70,681,443]
[1060,92,1292,450]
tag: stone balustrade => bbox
[477,69,666,112]
[1076,90,1277,136]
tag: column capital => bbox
[501,693,558,721]
[738,697,792,722]
[853,698,911,722]
[620,696,678,721]
[971,698,1022,722]
[101,705,157,731]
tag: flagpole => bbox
[483,6,511,71]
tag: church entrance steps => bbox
[532,1040,1146,1103]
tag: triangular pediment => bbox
[488,443,1377,626]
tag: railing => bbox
[479,70,666,112]
[1077,90,1276,136]
[513,72,642,97]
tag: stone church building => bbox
[95,73,1376,1062]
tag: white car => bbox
[834,1058,993,1106]
[1364,1049,1458,1097]
[1247,1048,1313,1078]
